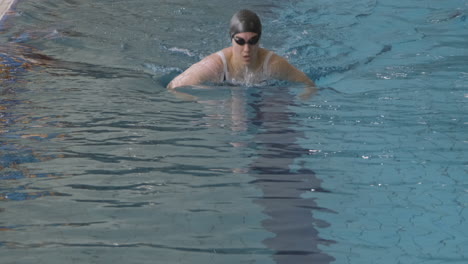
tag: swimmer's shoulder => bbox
[261,50,304,81]
[261,49,287,73]
[216,47,233,60]
[263,49,285,64]
[197,47,232,66]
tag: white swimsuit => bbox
[216,51,274,84]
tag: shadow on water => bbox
[1,42,147,203]
[1,43,62,201]
[247,86,336,263]
[0,43,151,85]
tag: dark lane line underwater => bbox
[247,86,335,263]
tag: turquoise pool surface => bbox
[1,0,467,263]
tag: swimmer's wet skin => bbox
[167,9,316,95]
[0,0,15,22]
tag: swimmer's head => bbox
[229,10,262,40]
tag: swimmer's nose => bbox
[243,43,251,52]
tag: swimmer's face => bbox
[232,32,259,65]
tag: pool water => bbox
[1,0,467,263]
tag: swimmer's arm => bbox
[269,54,315,86]
[269,54,317,99]
[167,54,223,89]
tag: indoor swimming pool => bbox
[1,0,467,263]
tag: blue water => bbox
[1,0,467,263]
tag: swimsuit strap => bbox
[216,51,229,82]
[262,51,274,75]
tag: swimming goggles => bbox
[233,36,259,46]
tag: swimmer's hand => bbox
[298,86,317,100]
[168,88,198,101]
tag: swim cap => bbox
[229,9,262,39]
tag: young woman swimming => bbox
[167,9,316,94]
